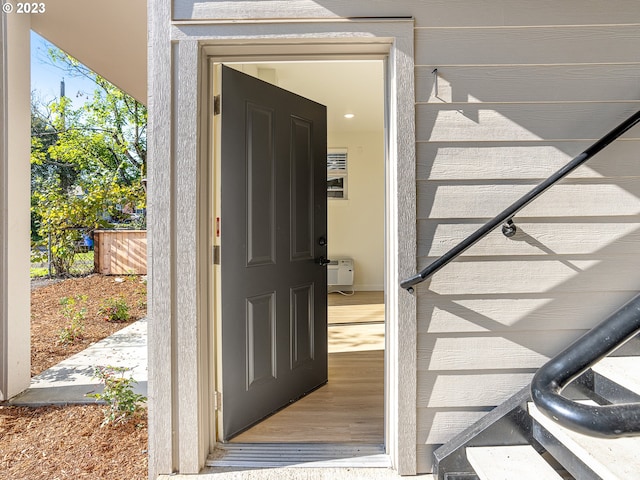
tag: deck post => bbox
[0,13,32,401]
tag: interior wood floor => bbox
[328,291,384,307]
[328,291,384,325]
[231,291,385,444]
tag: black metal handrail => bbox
[401,109,640,293]
[531,293,640,438]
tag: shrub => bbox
[98,296,130,322]
[87,366,147,426]
[58,295,87,345]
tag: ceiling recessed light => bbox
[344,113,355,119]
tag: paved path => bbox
[9,318,147,406]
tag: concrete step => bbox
[592,356,640,404]
[530,402,640,479]
[466,445,563,480]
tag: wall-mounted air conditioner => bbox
[328,258,354,287]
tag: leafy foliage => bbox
[87,366,147,426]
[58,295,87,345]
[31,49,147,276]
[98,296,130,323]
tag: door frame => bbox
[148,17,417,476]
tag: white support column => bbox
[0,13,32,401]
[147,0,175,478]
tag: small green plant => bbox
[99,296,130,322]
[87,366,147,426]
[58,295,87,344]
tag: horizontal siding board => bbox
[417,331,585,371]
[493,1,640,27]
[419,372,533,408]
[176,0,640,28]
[418,291,639,333]
[417,410,489,444]
[418,221,640,257]
[417,140,640,181]
[184,0,422,23]
[416,25,640,66]
[417,103,640,143]
[417,64,640,104]
[418,181,640,219]
[419,259,640,295]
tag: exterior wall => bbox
[410,4,640,471]
[328,131,385,291]
[159,0,640,476]
[0,14,31,401]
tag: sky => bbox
[30,31,96,106]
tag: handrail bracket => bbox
[501,219,517,238]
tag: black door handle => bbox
[316,256,331,267]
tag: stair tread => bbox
[592,356,640,396]
[529,402,640,479]
[467,445,563,480]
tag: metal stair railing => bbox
[401,109,640,293]
[531,293,640,438]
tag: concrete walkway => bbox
[8,318,147,406]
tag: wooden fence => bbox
[93,230,147,275]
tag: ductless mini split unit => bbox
[328,258,354,288]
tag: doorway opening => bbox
[213,60,387,446]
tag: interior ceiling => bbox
[233,61,385,134]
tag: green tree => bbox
[31,49,146,276]
[47,48,146,181]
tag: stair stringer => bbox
[432,385,541,480]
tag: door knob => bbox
[316,256,331,267]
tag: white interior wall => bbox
[328,131,384,291]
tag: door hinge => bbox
[213,391,222,411]
[213,245,220,265]
[213,95,221,116]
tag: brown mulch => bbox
[0,274,148,480]
[30,274,147,376]
[0,406,147,480]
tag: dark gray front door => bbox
[219,65,328,440]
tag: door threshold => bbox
[207,443,390,468]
